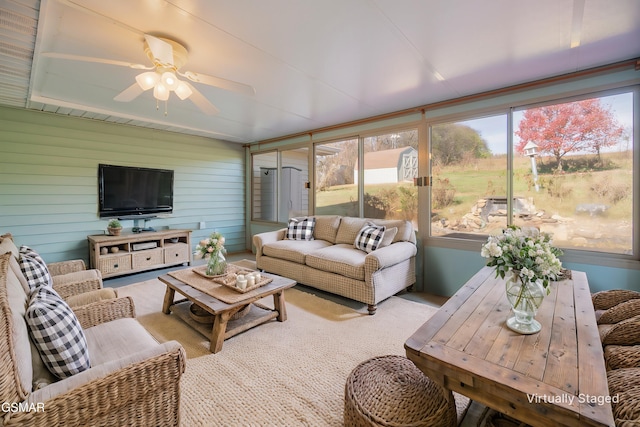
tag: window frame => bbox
[425,84,640,268]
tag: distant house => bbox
[354,147,417,184]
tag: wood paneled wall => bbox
[0,106,245,264]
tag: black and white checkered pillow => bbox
[25,287,91,379]
[354,223,386,253]
[19,246,53,291]
[285,217,316,241]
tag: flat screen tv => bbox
[98,164,174,218]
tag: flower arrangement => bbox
[196,231,227,276]
[481,225,563,290]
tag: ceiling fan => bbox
[42,34,255,115]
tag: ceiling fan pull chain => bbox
[156,99,159,111]
[164,100,168,116]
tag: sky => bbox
[460,92,633,155]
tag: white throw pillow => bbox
[379,227,398,248]
[285,217,316,241]
[25,287,91,379]
[354,223,386,253]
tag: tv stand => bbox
[87,229,192,279]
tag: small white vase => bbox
[505,270,546,334]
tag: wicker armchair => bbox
[0,252,186,427]
[48,258,106,300]
[0,233,109,304]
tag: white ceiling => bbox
[3,0,640,144]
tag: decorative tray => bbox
[193,268,227,279]
[217,275,273,294]
[192,265,273,293]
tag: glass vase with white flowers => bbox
[196,231,228,276]
[481,225,564,334]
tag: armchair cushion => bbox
[18,246,53,291]
[84,317,159,366]
[26,287,91,379]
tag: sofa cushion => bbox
[354,223,386,253]
[25,287,91,379]
[263,239,332,264]
[335,217,368,245]
[313,215,341,243]
[84,317,159,366]
[0,233,19,259]
[305,244,367,281]
[19,246,53,291]
[285,217,316,241]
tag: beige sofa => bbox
[253,216,417,314]
[0,251,186,427]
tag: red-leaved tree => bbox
[516,98,624,171]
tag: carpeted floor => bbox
[116,277,452,426]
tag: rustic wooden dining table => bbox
[405,266,615,427]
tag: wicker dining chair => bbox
[599,314,640,346]
[607,367,640,425]
[597,299,640,325]
[604,345,640,370]
[592,289,640,310]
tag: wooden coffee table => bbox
[159,269,296,353]
[405,267,614,427]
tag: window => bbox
[512,92,633,255]
[362,130,418,227]
[315,138,358,216]
[430,114,508,237]
[430,89,636,257]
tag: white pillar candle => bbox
[247,276,256,287]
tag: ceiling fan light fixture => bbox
[161,71,179,91]
[153,82,170,101]
[136,71,160,90]
[175,81,193,100]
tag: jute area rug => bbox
[116,277,439,427]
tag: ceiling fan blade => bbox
[185,83,219,115]
[113,83,145,102]
[144,35,174,66]
[41,52,151,69]
[182,71,255,97]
